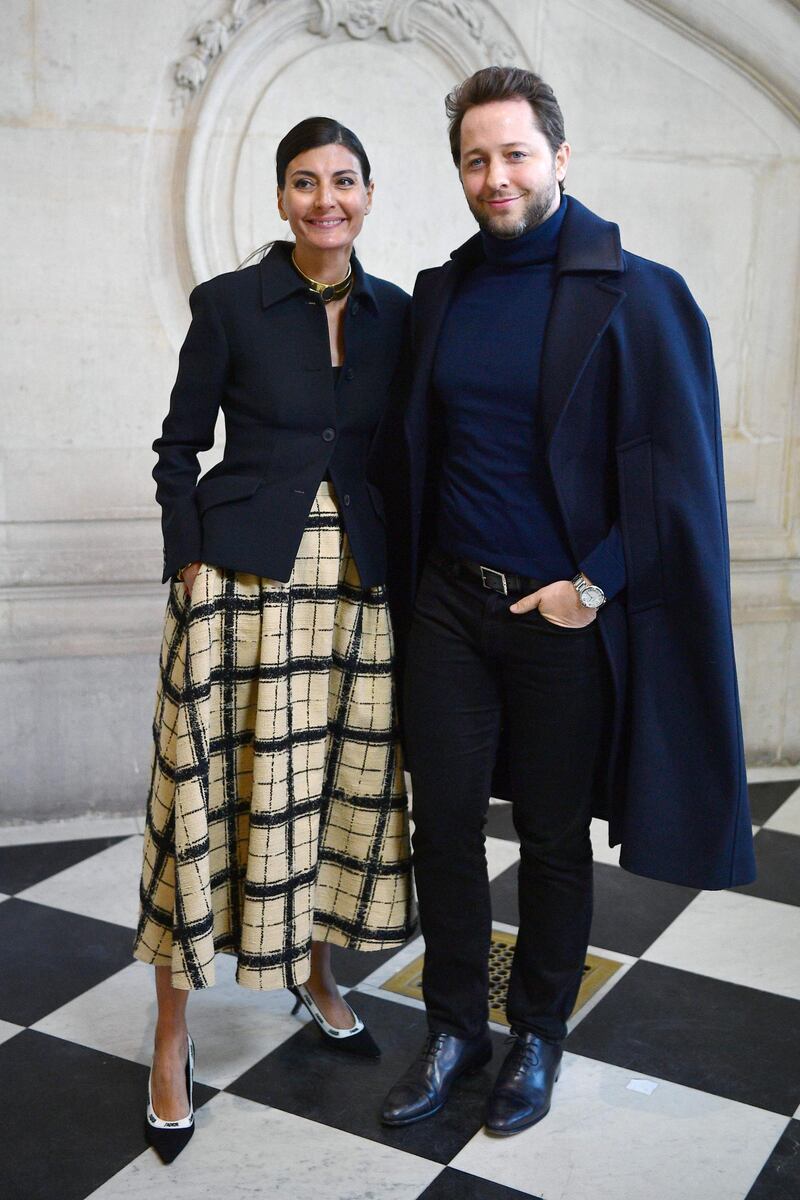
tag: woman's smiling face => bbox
[277,142,373,256]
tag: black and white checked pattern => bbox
[1,772,798,1197]
[133,484,414,991]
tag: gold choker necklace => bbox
[291,250,353,303]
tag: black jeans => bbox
[405,557,611,1043]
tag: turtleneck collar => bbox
[480,195,568,268]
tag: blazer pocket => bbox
[195,473,262,514]
[617,436,663,612]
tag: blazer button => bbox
[322,427,335,442]
[343,493,351,506]
[344,367,355,382]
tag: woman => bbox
[133,116,414,1163]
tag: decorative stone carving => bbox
[175,1,269,94]
[196,18,232,56]
[311,0,516,59]
[176,0,515,93]
[310,0,411,40]
[175,53,208,92]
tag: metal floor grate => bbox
[382,928,623,1026]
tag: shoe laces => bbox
[421,1032,449,1063]
[505,1032,540,1071]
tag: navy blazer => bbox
[153,241,409,587]
[385,197,755,891]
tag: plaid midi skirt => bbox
[133,484,413,990]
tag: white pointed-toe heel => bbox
[145,1035,195,1164]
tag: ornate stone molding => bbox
[174,0,800,121]
[309,0,514,59]
[175,0,269,94]
[627,0,799,123]
[174,0,514,94]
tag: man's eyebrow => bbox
[461,141,532,156]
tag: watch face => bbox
[580,585,605,609]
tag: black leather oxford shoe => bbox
[381,1031,493,1126]
[484,1032,562,1136]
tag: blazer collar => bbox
[448,195,624,277]
[259,240,379,312]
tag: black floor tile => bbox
[0,1029,216,1200]
[0,836,128,895]
[227,990,505,1163]
[566,959,800,1116]
[332,942,409,987]
[0,899,136,1026]
[484,802,517,843]
[748,781,800,826]
[489,861,697,958]
[590,863,697,956]
[746,1118,800,1200]
[417,1167,541,1199]
[734,831,800,908]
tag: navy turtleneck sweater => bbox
[434,197,625,597]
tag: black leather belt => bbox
[429,549,545,597]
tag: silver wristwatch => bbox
[572,572,606,610]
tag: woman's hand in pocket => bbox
[180,561,202,598]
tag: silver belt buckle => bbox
[480,565,508,595]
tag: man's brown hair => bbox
[445,65,567,191]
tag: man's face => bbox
[458,98,570,239]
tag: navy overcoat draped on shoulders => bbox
[378,196,755,891]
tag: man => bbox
[378,66,755,1136]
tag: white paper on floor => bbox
[627,1079,659,1095]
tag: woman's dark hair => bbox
[275,116,371,188]
[445,66,566,193]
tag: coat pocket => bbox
[617,436,663,612]
[195,473,262,514]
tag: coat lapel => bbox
[540,197,627,447]
[405,242,479,446]
[540,273,626,446]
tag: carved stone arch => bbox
[145,0,527,343]
[147,0,800,346]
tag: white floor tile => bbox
[17,835,143,928]
[87,1092,441,1199]
[451,1054,787,1200]
[356,935,427,992]
[0,816,141,847]
[591,818,621,866]
[0,1019,24,1047]
[746,766,800,784]
[641,890,800,1000]
[764,786,800,835]
[33,955,311,1089]
[486,834,522,880]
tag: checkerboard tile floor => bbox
[1,773,799,1200]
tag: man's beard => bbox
[470,173,559,240]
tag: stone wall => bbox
[1,0,798,818]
